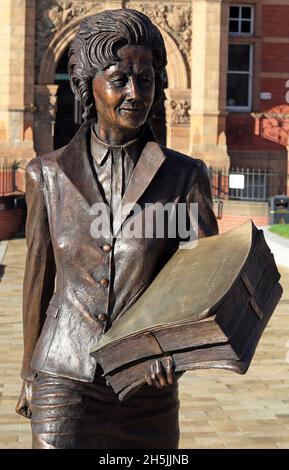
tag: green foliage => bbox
[269,224,289,239]
[11,160,21,171]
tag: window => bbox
[229,5,254,35]
[226,44,253,111]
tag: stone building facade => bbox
[1,0,289,183]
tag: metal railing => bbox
[208,167,287,201]
[0,159,17,196]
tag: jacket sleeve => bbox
[186,160,219,240]
[21,157,56,381]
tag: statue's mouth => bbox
[120,108,143,112]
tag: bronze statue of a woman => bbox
[16,9,218,449]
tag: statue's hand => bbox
[15,379,33,419]
[145,357,177,389]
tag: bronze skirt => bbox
[30,372,180,449]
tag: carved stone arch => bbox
[38,19,82,85]
[38,19,189,89]
[156,27,190,154]
[157,26,188,90]
[35,19,84,155]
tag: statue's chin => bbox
[117,109,148,130]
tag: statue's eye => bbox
[110,76,127,86]
[138,75,154,86]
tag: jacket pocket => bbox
[31,294,62,370]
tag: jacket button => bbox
[100,278,109,287]
[102,243,112,253]
[98,313,107,321]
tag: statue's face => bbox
[92,45,155,134]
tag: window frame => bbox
[226,43,253,112]
[229,4,254,36]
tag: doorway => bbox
[54,48,81,150]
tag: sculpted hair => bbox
[68,8,167,120]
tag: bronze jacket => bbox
[21,119,218,383]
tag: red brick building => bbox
[226,1,289,193]
[0,1,289,212]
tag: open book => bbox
[90,221,282,401]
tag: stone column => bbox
[190,0,230,169]
[0,0,36,162]
[165,89,191,155]
[34,85,59,156]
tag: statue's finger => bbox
[165,357,175,384]
[145,374,153,386]
[150,362,162,388]
[150,362,156,381]
[155,360,167,387]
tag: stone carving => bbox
[35,1,102,80]
[125,2,192,77]
[252,105,289,147]
[169,99,191,125]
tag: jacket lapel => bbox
[113,141,167,237]
[56,119,105,209]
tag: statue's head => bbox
[68,9,167,133]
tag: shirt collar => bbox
[90,122,146,166]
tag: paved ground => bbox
[0,238,289,449]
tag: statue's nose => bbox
[126,76,141,101]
